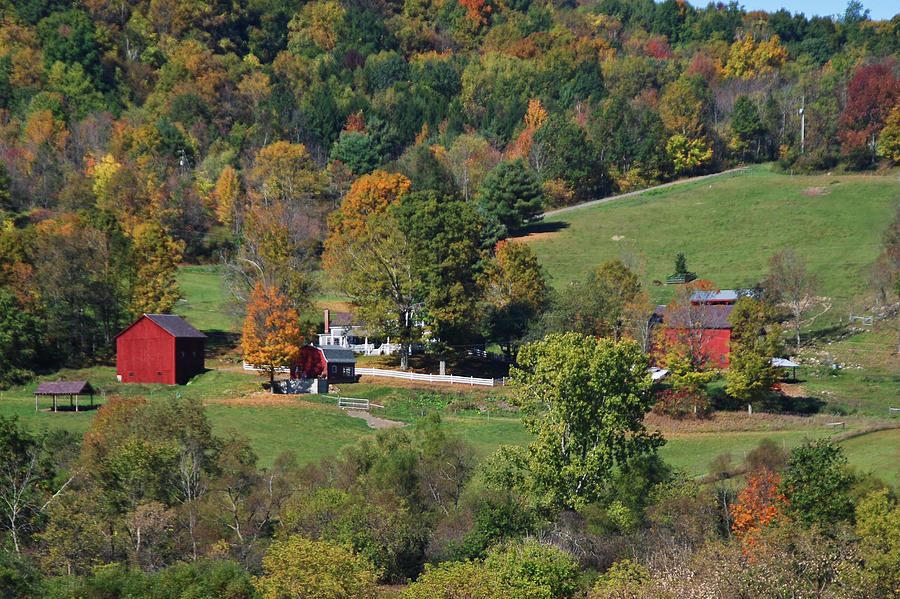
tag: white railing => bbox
[243,361,290,373]
[337,396,370,410]
[355,367,503,387]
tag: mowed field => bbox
[525,166,900,317]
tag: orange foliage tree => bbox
[242,283,308,391]
[730,469,788,556]
[325,170,411,243]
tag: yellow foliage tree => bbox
[247,141,325,209]
[723,34,788,80]
[130,222,185,316]
[242,283,308,391]
[213,166,243,230]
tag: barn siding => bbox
[117,317,177,384]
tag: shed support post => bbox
[75,394,79,412]
[35,395,38,412]
[53,395,57,412]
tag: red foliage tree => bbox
[838,63,900,163]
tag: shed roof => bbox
[689,289,757,304]
[318,345,357,363]
[116,314,207,339]
[654,304,735,329]
[34,381,94,395]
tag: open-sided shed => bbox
[35,381,95,412]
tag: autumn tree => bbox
[483,240,548,360]
[242,283,308,391]
[213,166,243,232]
[838,63,900,168]
[247,141,325,210]
[877,104,900,165]
[322,173,419,370]
[511,333,663,509]
[730,469,788,554]
[130,222,184,316]
[723,34,788,80]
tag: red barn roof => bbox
[653,304,735,329]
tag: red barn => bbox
[652,303,735,368]
[115,314,206,385]
[291,345,357,383]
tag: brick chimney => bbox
[324,309,330,333]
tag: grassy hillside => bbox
[526,166,899,320]
[176,265,236,333]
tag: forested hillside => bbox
[1,0,900,380]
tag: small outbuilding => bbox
[115,314,206,385]
[292,344,357,383]
[35,381,95,412]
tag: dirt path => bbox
[344,409,406,429]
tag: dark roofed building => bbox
[292,344,357,383]
[115,314,206,385]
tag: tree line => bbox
[2,0,900,384]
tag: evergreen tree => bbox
[476,160,543,245]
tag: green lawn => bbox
[205,402,374,466]
[840,428,900,487]
[527,167,900,325]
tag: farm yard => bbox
[7,166,899,479]
[4,360,899,485]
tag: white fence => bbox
[355,367,504,387]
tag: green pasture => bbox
[528,167,900,322]
[176,265,236,333]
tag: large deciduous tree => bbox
[241,283,307,390]
[510,333,663,509]
[782,440,855,528]
[483,240,548,360]
[323,172,419,370]
[396,190,484,352]
[838,63,900,168]
[130,222,184,316]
